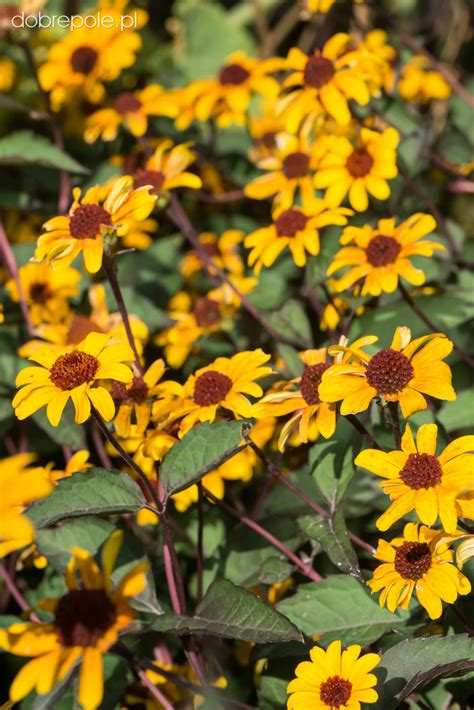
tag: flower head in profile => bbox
[398,55,451,103]
[0,453,53,557]
[356,424,473,532]
[245,199,352,272]
[112,358,167,438]
[368,523,471,619]
[131,139,202,197]
[36,176,157,273]
[319,327,456,418]
[0,531,147,710]
[328,214,444,296]
[13,332,134,426]
[314,127,399,212]
[287,639,380,709]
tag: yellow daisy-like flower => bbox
[398,55,451,103]
[314,127,399,212]
[355,424,474,532]
[245,199,352,272]
[278,34,372,131]
[0,453,53,557]
[181,230,245,280]
[248,101,287,163]
[319,327,456,418]
[287,639,380,709]
[84,85,178,143]
[13,332,134,426]
[131,139,202,196]
[368,523,471,619]
[6,262,81,326]
[253,349,337,451]
[112,358,167,438]
[36,176,157,274]
[0,57,15,92]
[327,213,444,297]
[0,531,147,710]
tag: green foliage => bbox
[0,131,88,173]
[298,511,361,579]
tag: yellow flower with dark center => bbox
[328,213,444,296]
[368,523,471,619]
[6,262,81,326]
[112,358,166,438]
[84,85,178,142]
[248,101,287,163]
[36,176,157,273]
[0,531,147,710]
[0,453,53,557]
[356,424,474,532]
[13,332,134,426]
[131,139,202,197]
[245,200,352,272]
[398,55,451,102]
[287,639,380,709]
[314,127,399,212]
[319,326,456,418]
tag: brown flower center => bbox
[366,234,401,266]
[29,282,51,304]
[113,376,148,405]
[69,204,112,240]
[114,92,142,115]
[346,149,374,178]
[133,169,165,196]
[275,208,308,237]
[261,131,277,149]
[282,152,310,179]
[54,589,117,647]
[400,453,442,490]
[193,371,232,406]
[193,297,222,328]
[319,675,352,707]
[304,55,335,88]
[49,351,99,390]
[366,348,414,395]
[70,46,98,75]
[394,541,432,580]
[219,63,250,85]
[300,363,329,405]
[66,315,104,345]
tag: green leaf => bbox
[36,518,115,571]
[277,344,305,377]
[150,578,302,643]
[373,634,474,710]
[0,131,88,173]
[437,389,474,432]
[308,418,357,508]
[258,675,289,710]
[27,469,147,528]
[31,405,86,450]
[160,420,252,500]
[277,575,407,645]
[266,300,313,348]
[298,511,361,579]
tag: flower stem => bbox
[0,562,42,622]
[160,511,187,614]
[386,401,402,449]
[196,482,205,604]
[346,414,382,450]
[0,219,35,336]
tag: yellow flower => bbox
[248,101,287,163]
[112,358,167,438]
[368,523,471,619]
[84,85,178,142]
[0,57,15,92]
[344,30,396,95]
[319,327,456,418]
[13,332,134,426]
[0,531,147,710]
[356,424,474,532]
[120,215,159,251]
[36,176,157,273]
[0,453,53,557]
[245,199,352,272]
[48,450,92,483]
[305,0,336,12]
[254,349,337,451]
[287,639,380,709]
[327,213,444,296]
[6,262,81,326]
[175,51,280,129]
[398,55,451,102]
[181,230,245,279]
[314,127,399,212]
[131,139,202,196]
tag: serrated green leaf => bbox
[27,469,147,528]
[36,518,115,570]
[266,300,313,348]
[298,511,361,579]
[0,131,88,173]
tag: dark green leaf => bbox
[0,131,88,173]
[266,300,313,348]
[277,344,304,377]
[36,518,115,570]
[298,511,361,579]
[31,405,86,450]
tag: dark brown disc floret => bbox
[49,351,99,390]
[69,204,112,240]
[303,55,335,88]
[346,149,374,178]
[219,63,250,85]
[275,209,308,237]
[54,589,117,647]
[300,363,329,405]
[133,169,165,196]
[365,348,414,395]
[193,297,222,328]
[394,541,432,580]
[282,152,310,179]
[29,282,51,304]
[366,234,401,266]
[193,370,233,406]
[319,675,352,707]
[70,46,98,75]
[114,92,142,115]
[399,453,442,490]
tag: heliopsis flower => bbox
[112,358,167,438]
[0,453,53,557]
[0,57,15,91]
[327,213,444,296]
[84,85,178,143]
[131,139,202,197]
[0,531,147,710]
[253,350,337,451]
[6,262,81,326]
[245,134,322,209]
[175,51,280,129]
[36,176,157,273]
[181,230,245,279]
[314,127,399,212]
[368,523,471,619]
[287,639,380,709]
[13,332,134,426]
[343,30,396,95]
[398,55,451,102]
[319,326,456,418]
[355,424,473,532]
[244,199,352,272]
